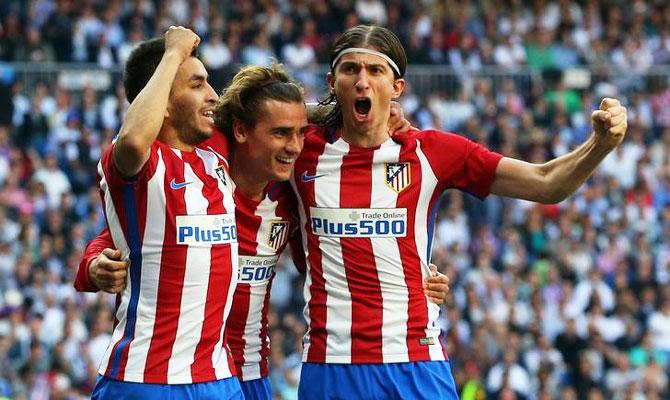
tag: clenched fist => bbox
[89,248,129,294]
[591,97,627,150]
[165,26,200,61]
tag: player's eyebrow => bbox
[189,73,208,83]
[339,60,387,71]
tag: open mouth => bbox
[354,98,371,115]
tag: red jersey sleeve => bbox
[418,130,503,199]
[99,140,160,188]
[74,227,116,292]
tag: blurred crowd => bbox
[1,0,670,399]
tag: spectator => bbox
[42,0,75,62]
[1,2,670,398]
[31,153,70,210]
[486,349,531,398]
[15,27,55,63]
[354,0,387,25]
[242,30,275,67]
[647,297,670,358]
[0,14,22,62]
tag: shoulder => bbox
[200,127,231,159]
[304,124,327,142]
[393,128,474,147]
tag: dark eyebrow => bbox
[339,60,387,70]
[368,63,387,70]
[271,127,292,133]
[338,60,361,68]
[189,74,207,83]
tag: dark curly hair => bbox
[122,37,198,104]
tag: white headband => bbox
[331,47,401,77]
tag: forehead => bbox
[255,99,307,126]
[336,50,390,68]
[176,57,208,80]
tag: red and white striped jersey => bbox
[97,140,238,384]
[225,182,299,381]
[291,127,502,364]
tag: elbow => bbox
[536,185,572,204]
[533,164,570,204]
[537,195,564,205]
[115,132,147,162]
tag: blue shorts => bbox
[298,361,458,400]
[240,376,272,400]
[91,374,244,400]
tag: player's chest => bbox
[296,149,417,207]
[159,155,234,212]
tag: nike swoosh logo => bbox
[301,171,327,182]
[170,178,193,190]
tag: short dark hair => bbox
[122,37,197,103]
[318,25,407,127]
[214,63,304,140]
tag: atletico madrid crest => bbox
[215,165,227,186]
[268,221,289,250]
[385,162,411,193]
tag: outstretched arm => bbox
[114,26,200,178]
[490,98,627,204]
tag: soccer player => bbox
[88,26,244,399]
[80,62,308,399]
[77,60,450,399]
[292,25,627,399]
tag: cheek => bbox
[169,97,192,118]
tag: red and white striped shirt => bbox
[79,131,303,383]
[225,182,299,381]
[291,127,502,364]
[97,140,238,384]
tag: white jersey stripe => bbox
[316,140,352,362]
[194,148,237,381]
[240,282,265,380]
[207,149,238,380]
[166,155,208,383]
[291,175,313,356]
[97,162,130,373]
[124,148,166,375]
[370,142,410,362]
[415,141,446,361]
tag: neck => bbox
[229,148,267,201]
[340,119,389,148]
[158,127,195,152]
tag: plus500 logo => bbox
[176,214,237,245]
[238,255,278,283]
[309,207,407,238]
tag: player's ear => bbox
[327,72,335,93]
[391,78,405,99]
[232,119,248,144]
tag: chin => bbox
[272,169,292,182]
[193,128,213,144]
